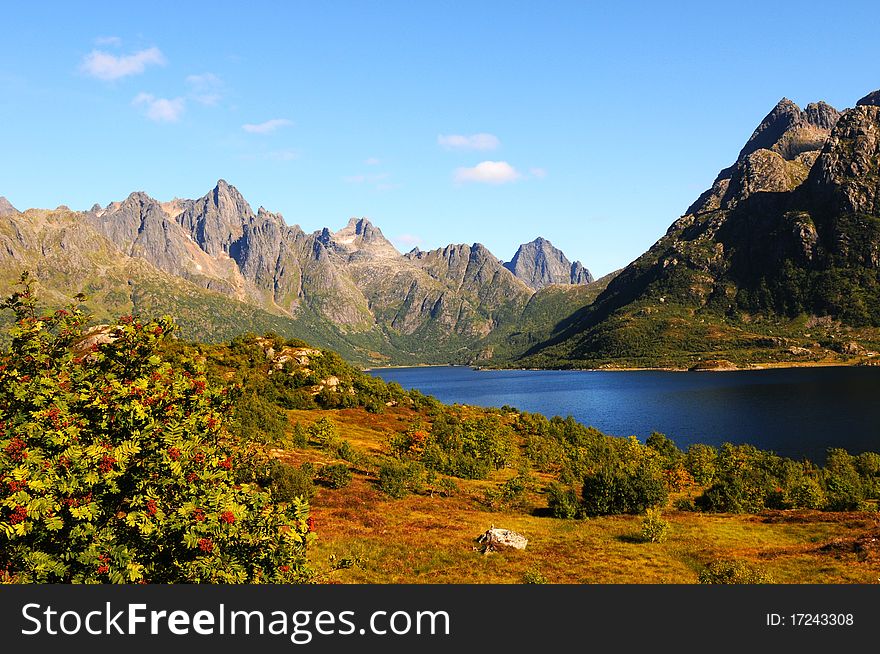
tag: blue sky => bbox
[2,1,878,276]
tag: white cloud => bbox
[242,118,293,134]
[392,234,422,248]
[530,167,547,178]
[81,47,166,80]
[454,161,521,184]
[186,73,223,106]
[132,93,185,122]
[94,36,122,47]
[364,157,381,166]
[438,133,500,151]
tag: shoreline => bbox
[365,357,879,373]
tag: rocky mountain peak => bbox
[688,96,841,215]
[330,217,399,259]
[176,180,254,257]
[0,196,19,216]
[856,89,880,107]
[804,101,842,130]
[504,237,593,290]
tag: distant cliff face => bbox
[520,89,880,367]
[503,237,594,290]
[1,180,596,365]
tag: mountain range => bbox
[3,87,880,369]
[0,182,595,365]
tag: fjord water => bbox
[369,366,880,461]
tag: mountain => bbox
[0,182,600,365]
[518,89,880,368]
[503,237,594,290]
[0,197,17,217]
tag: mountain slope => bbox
[520,89,880,368]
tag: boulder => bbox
[476,527,528,554]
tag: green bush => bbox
[435,477,459,497]
[308,417,339,446]
[317,463,352,489]
[639,508,669,543]
[268,462,316,503]
[378,460,424,498]
[547,482,581,519]
[581,464,667,516]
[823,449,866,511]
[684,444,718,485]
[698,560,775,584]
[483,473,530,512]
[789,477,826,509]
[521,567,548,584]
[289,423,309,449]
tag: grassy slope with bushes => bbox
[168,331,880,583]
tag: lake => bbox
[368,365,880,461]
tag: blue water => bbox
[369,366,880,460]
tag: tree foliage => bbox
[0,275,313,583]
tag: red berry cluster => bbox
[146,500,157,516]
[98,454,116,473]
[63,492,92,508]
[4,437,27,461]
[191,451,206,464]
[220,511,235,524]
[198,538,214,553]
[193,508,205,522]
[167,447,181,460]
[6,479,28,492]
[96,554,110,575]
[9,505,27,524]
[218,457,232,470]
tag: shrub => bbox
[436,477,459,497]
[547,482,581,519]
[308,417,338,446]
[289,423,309,449]
[685,444,718,485]
[823,449,866,511]
[698,560,775,584]
[268,462,316,502]
[0,276,313,583]
[317,463,352,489]
[521,567,548,584]
[483,473,530,512]
[639,508,669,543]
[581,463,667,516]
[231,391,289,444]
[788,477,825,509]
[378,460,424,498]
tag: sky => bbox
[2,1,879,277]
